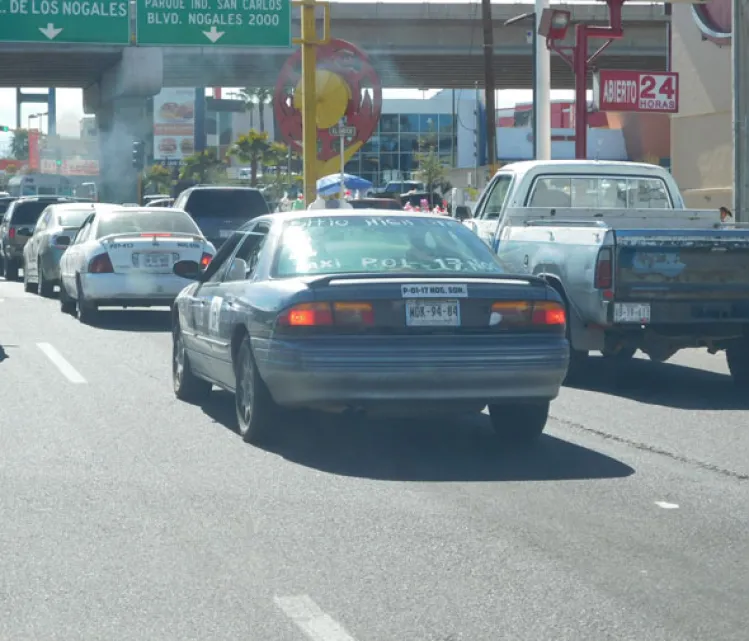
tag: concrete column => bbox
[86,48,164,204]
[97,98,152,204]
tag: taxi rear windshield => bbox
[96,210,201,238]
[57,210,92,228]
[273,215,505,278]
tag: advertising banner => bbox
[595,70,679,114]
[153,88,196,163]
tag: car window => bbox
[203,231,246,284]
[8,200,60,226]
[185,189,270,219]
[225,225,270,282]
[74,220,93,244]
[273,215,505,278]
[57,209,94,228]
[95,210,201,238]
[528,175,673,209]
[480,174,513,220]
[35,209,53,233]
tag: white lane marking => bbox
[274,595,359,641]
[36,343,87,384]
[655,501,679,509]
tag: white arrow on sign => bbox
[202,26,224,43]
[39,23,63,40]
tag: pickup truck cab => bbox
[462,160,749,388]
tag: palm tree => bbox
[228,130,271,186]
[179,150,226,183]
[10,129,29,160]
[234,87,273,133]
[144,164,172,194]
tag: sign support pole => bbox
[732,0,748,222]
[534,0,551,160]
[339,119,345,201]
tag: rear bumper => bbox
[80,273,189,307]
[254,334,570,407]
[607,299,748,334]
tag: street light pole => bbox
[534,0,551,160]
[732,0,748,222]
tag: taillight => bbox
[278,302,334,327]
[88,253,114,274]
[277,301,375,328]
[595,248,613,289]
[8,228,15,240]
[490,300,566,328]
[200,252,212,268]
[141,233,172,237]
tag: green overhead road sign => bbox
[136,0,291,47]
[0,0,130,44]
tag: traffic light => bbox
[0,125,9,132]
[132,140,145,170]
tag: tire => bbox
[234,334,277,445]
[488,401,550,445]
[726,336,749,390]
[75,275,98,325]
[3,257,19,281]
[602,347,636,360]
[172,327,212,402]
[37,260,54,297]
[59,282,76,315]
[22,260,35,293]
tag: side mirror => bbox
[454,205,472,221]
[173,259,204,280]
[226,257,248,281]
[54,236,71,247]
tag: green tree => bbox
[144,164,172,194]
[179,150,226,183]
[10,129,29,160]
[233,87,273,133]
[415,148,447,197]
[228,129,271,186]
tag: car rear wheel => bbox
[59,284,76,315]
[172,328,212,402]
[488,401,550,445]
[22,260,35,293]
[726,336,749,390]
[235,334,277,445]
[37,260,54,297]
[75,275,98,325]
[3,257,19,281]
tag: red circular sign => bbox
[692,0,732,45]
[273,38,383,162]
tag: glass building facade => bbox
[344,112,458,187]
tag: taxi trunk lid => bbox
[100,232,206,275]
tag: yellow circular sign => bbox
[293,69,352,130]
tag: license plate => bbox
[219,229,234,238]
[614,302,651,324]
[144,253,171,268]
[405,299,460,327]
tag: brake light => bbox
[88,253,114,274]
[595,248,613,289]
[278,302,334,327]
[8,228,15,240]
[200,252,213,268]
[333,302,374,326]
[490,300,566,327]
[140,232,172,237]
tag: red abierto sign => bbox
[27,129,40,171]
[598,70,679,114]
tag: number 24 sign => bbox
[597,70,679,114]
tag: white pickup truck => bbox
[460,160,749,387]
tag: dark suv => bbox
[0,196,80,280]
[172,185,270,249]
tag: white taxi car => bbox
[59,206,216,323]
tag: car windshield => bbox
[96,210,201,238]
[57,210,92,228]
[273,214,505,278]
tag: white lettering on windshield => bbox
[360,257,502,272]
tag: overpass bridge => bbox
[0,2,667,90]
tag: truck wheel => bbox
[488,401,549,445]
[602,347,636,361]
[726,337,749,390]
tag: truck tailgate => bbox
[615,229,748,299]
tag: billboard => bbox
[595,70,680,114]
[153,88,196,163]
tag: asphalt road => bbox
[1,278,747,641]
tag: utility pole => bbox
[481,0,497,174]
[534,0,551,160]
[732,0,748,222]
